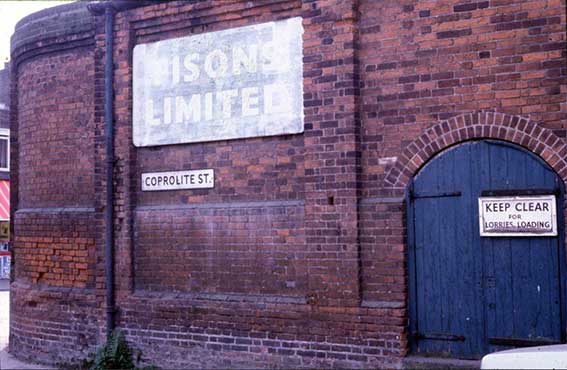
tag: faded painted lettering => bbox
[133,18,304,147]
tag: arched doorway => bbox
[407,140,566,359]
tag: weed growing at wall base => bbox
[89,330,134,370]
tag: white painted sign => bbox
[142,169,214,191]
[478,195,557,237]
[133,17,304,147]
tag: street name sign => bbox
[142,169,214,191]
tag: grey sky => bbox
[0,1,70,68]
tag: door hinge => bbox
[411,332,466,342]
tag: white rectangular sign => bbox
[133,17,304,147]
[142,169,214,191]
[478,195,557,237]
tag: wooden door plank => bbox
[413,143,478,357]
[409,140,565,359]
[482,141,563,351]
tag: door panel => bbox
[411,142,483,357]
[409,140,565,359]
[484,221,562,350]
[479,142,562,350]
[414,195,482,356]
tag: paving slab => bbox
[0,347,51,370]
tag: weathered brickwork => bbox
[135,203,306,294]
[10,282,100,364]
[14,210,96,288]
[119,297,404,368]
[17,51,95,208]
[358,0,567,314]
[9,2,102,364]
[8,0,567,368]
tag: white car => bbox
[481,344,567,369]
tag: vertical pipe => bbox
[87,0,159,341]
[104,4,115,339]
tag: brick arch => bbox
[384,111,567,189]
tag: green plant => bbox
[91,330,135,370]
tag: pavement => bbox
[0,280,50,369]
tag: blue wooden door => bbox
[408,140,565,359]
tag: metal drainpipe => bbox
[87,0,116,338]
[88,0,162,339]
[104,4,115,339]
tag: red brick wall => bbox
[10,284,100,364]
[9,3,101,364]
[110,1,389,367]
[14,210,95,288]
[358,0,567,306]
[134,204,306,294]
[133,134,306,294]
[17,51,95,208]
[8,0,567,368]
[359,0,566,194]
[14,48,97,287]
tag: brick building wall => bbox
[359,0,567,304]
[1,60,12,282]
[8,0,567,368]
[9,2,101,364]
[0,64,8,144]
[0,110,7,131]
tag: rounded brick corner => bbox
[385,111,567,189]
[10,1,94,62]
